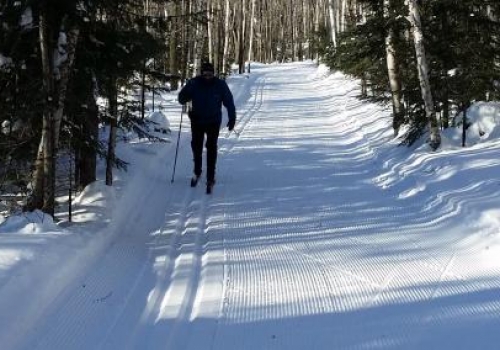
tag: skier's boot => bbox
[206,179,215,194]
[191,174,200,187]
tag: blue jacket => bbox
[178,76,236,126]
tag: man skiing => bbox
[178,62,236,194]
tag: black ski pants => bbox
[190,122,220,182]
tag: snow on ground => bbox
[1,62,500,350]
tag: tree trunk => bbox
[328,0,337,48]
[299,0,307,59]
[340,0,348,32]
[30,1,56,215]
[141,65,146,118]
[185,0,194,79]
[191,1,201,76]
[247,0,256,72]
[76,75,99,190]
[260,0,265,62]
[407,0,441,149]
[439,13,450,129]
[213,1,220,74]
[238,0,246,74]
[169,2,179,90]
[222,0,231,75]
[384,0,404,137]
[290,0,295,61]
[105,80,118,186]
[36,20,79,215]
[441,81,449,129]
[53,26,80,146]
[314,0,321,61]
[207,0,213,64]
[361,72,368,97]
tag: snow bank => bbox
[147,110,171,135]
[464,102,500,143]
[0,210,61,235]
[307,63,331,80]
[438,102,500,150]
[71,180,117,224]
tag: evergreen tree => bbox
[326,0,500,147]
[425,1,500,120]
[1,1,44,204]
[1,0,169,215]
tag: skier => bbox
[178,62,236,194]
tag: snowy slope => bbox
[1,62,500,350]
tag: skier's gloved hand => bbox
[227,119,235,131]
[181,101,192,113]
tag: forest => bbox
[1,0,499,216]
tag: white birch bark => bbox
[302,0,308,58]
[247,0,256,72]
[328,0,337,47]
[407,0,441,148]
[191,0,201,76]
[207,0,213,64]
[314,0,321,60]
[222,0,231,75]
[384,0,404,136]
[340,0,347,32]
[238,0,246,73]
[212,0,219,74]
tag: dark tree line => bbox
[2,0,499,217]
[0,0,169,216]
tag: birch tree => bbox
[328,0,337,48]
[207,0,214,64]
[384,0,404,137]
[247,0,256,72]
[222,0,231,75]
[169,1,180,90]
[30,1,80,214]
[237,0,247,73]
[407,0,441,149]
[31,1,56,213]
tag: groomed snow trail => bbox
[19,63,500,350]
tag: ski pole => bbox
[171,107,184,183]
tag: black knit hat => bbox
[201,62,215,73]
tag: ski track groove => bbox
[220,76,267,153]
[210,64,500,350]
[156,196,207,350]
[25,149,186,350]
[105,188,197,350]
[132,71,267,350]
[17,69,263,350]
[135,73,268,349]
[203,71,268,348]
